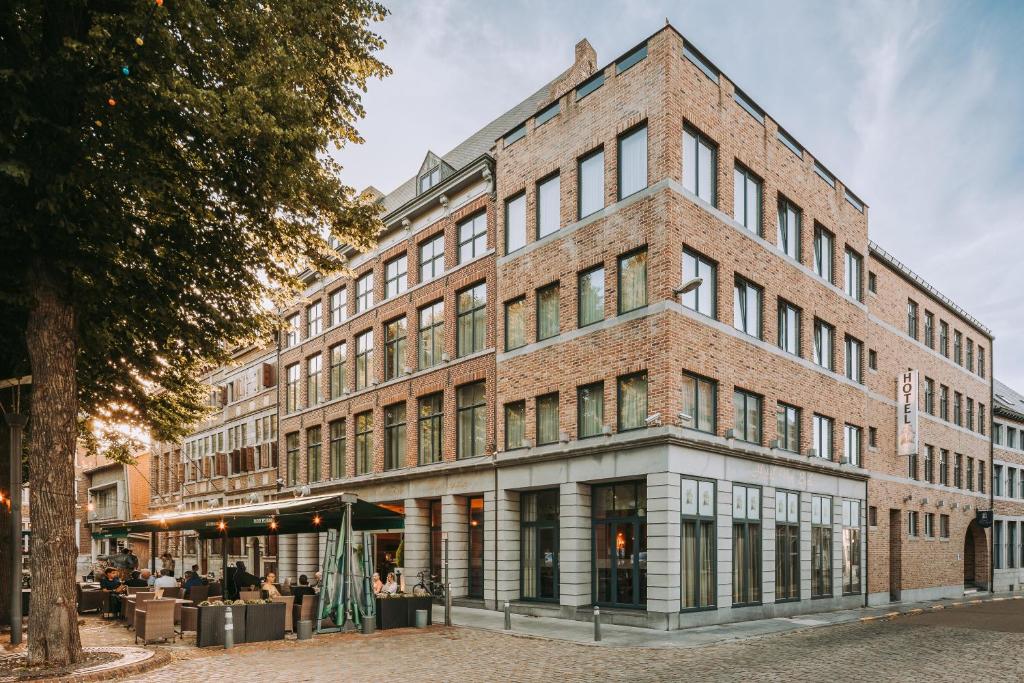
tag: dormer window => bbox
[419,166,441,193]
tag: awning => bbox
[98,493,404,539]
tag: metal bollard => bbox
[593,605,601,642]
[504,600,511,630]
[224,605,234,649]
[444,582,452,626]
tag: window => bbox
[776,403,800,453]
[775,490,800,602]
[577,382,604,438]
[939,320,949,357]
[285,314,299,348]
[575,71,604,100]
[1008,469,1016,499]
[979,347,986,378]
[468,496,485,598]
[355,411,373,475]
[456,282,487,357]
[384,254,408,299]
[940,514,950,539]
[457,382,486,459]
[954,330,963,364]
[684,41,719,83]
[285,432,299,486]
[995,521,1003,569]
[521,489,560,601]
[733,390,761,444]
[733,164,761,232]
[618,124,647,199]
[419,234,445,282]
[844,248,862,300]
[1010,523,1018,569]
[417,393,444,465]
[732,484,762,606]
[383,403,406,471]
[617,249,648,314]
[285,363,300,413]
[329,288,347,326]
[979,461,985,494]
[954,392,962,426]
[924,311,934,348]
[967,456,975,491]
[908,510,919,538]
[813,319,834,371]
[868,349,877,370]
[306,354,322,406]
[777,300,800,355]
[813,414,834,459]
[329,419,345,479]
[355,330,373,391]
[504,124,525,146]
[418,301,444,369]
[356,272,373,313]
[504,298,526,351]
[908,446,918,480]
[940,385,949,421]
[995,423,1003,445]
[811,496,833,598]
[617,372,648,432]
[813,225,834,283]
[776,197,801,260]
[680,126,717,206]
[954,453,963,488]
[867,271,876,293]
[680,372,716,433]
[842,500,861,594]
[924,377,934,414]
[844,424,862,466]
[307,302,322,339]
[868,426,877,448]
[907,300,918,339]
[536,173,561,239]
[504,193,526,255]
[384,317,407,381]
[536,393,560,445]
[966,397,974,431]
[307,426,321,483]
[578,148,605,219]
[966,338,974,372]
[845,336,862,382]
[681,248,716,317]
[1011,428,1019,449]
[616,42,647,73]
[924,445,934,482]
[682,478,717,609]
[979,403,986,435]
[592,481,646,607]
[536,283,560,341]
[733,277,762,338]
[419,165,440,193]
[535,100,559,126]
[939,449,949,486]
[504,401,526,450]
[458,211,488,263]
[578,266,605,327]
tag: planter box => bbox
[244,602,286,642]
[404,596,432,626]
[196,604,247,647]
[374,596,433,630]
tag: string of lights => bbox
[94,0,167,129]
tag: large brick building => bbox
[992,380,1024,591]
[141,23,1001,629]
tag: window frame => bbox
[617,123,648,200]
[681,124,717,206]
[732,162,761,233]
[384,253,408,300]
[456,281,487,358]
[680,371,716,434]
[616,371,649,432]
[536,282,561,342]
[418,233,446,283]
[458,211,488,264]
[616,247,648,315]
[577,147,605,219]
[535,171,561,241]
[577,381,605,439]
[577,265,606,328]
[418,392,444,465]
[503,297,526,351]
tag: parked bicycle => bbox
[412,570,446,600]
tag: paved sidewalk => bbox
[433,591,1024,648]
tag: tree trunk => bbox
[24,270,81,665]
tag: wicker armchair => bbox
[271,595,295,632]
[207,582,222,597]
[239,589,261,601]
[179,606,198,635]
[293,594,317,627]
[185,584,209,604]
[160,586,182,599]
[76,585,108,614]
[135,599,176,644]
[125,592,156,628]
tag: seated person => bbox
[125,570,148,588]
[183,570,204,589]
[154,568,178,588]
[99,567,126,616]
[291,574,315,601]
[381,572,399,594]
[371,572,383,595]
[262,571,281,598]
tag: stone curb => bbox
[1,647,171,683]
[857,595,1024,624]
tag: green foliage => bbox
[0,0,390,441]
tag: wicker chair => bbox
[76,584,108,614]
[125,592,156,629]
[207,582,222,597]
[179,606,198,635]
[293,594,317,628]
[135,599,176,644]
[160,586,182,599]
[185,584,209,604]
[239,589,261,601]
[271,595,295,632]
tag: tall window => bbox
[457,382,486,459]
[954,392,962,426]
[967,456,975,491]
[504,401,526,450]
[776,197,801,260]
[811,495,833,598]
[954,330,963,364]
[775,490,800,601]
[954,453,963,488]
[329,288,347,326]
[681,478,716,610]
[307,302,323,339]
[593,481,646,607]
[418,393,444,465]
[355,330,373,391]
[681,248,716,317]
[578,148,605,219]
[733,164,761,232]
[384,403,406,471]
[618,124,648,199]
[458,212,488,263]
[733,277,762,338]
[844,424,862,466]
[285,314,299,348]
[355,411,373,475]
[939,449,949,486]
[536,393,559,445]
[505,193,526,255]
[979,347,986,378]
[940,384,949,420]
[813,224,834,283]
[578,266,605,327]
[457,282,487,357]
[285,363,300,413]
[813,414,833,459]
[777,299,800,355]
[418,301,444,369]
[939,320,949,356]
[521,490,559,601]
[924,444,934,482]
[356,272,373,313]
[617,372,648,431]
[577,382,604,438]
[966,338,974,371]
[285,432,299,486]
[536,173,561,239]
[733,389,761,444]
[845,335,862,382]
[924,311,934,348]
[467,497,485,599]
[329,419,345,479]
[384,254,408,299]
[536,283,560,341]
[504,297,526,351]
[924,377,934,414]
[682,125,716,205]
[680,372,716,433]
[842,500,861,594]
[306,354,321,406]
[617,248,647,314]
[419,234,445,282]
[384,317,407,381]
[732,484,762,606]
[907,300,918,339]
[813,319,834,370]
[966,397,974,431]
[776,403,800,452]
[844,248,862,300]
[306,426,321,483]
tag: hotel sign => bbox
[897,370,919,456]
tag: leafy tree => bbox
[0,0,389,665]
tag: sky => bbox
[333,0,1024,390]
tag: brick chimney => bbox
[548,38,597,100]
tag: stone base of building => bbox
[867,583,972,606]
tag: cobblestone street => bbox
[116,601,1024,683]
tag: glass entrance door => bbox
[592,481,647,608]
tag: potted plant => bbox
[244,599,286,642]
[196,599,247,647]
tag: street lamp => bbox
[673,277,703,297]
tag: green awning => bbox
[91,530,128,540]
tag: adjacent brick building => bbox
[993,380,1024,590]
